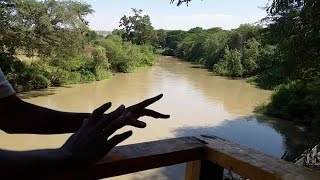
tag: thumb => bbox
[105,130,133,151]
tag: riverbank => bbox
[1,35,155,93]
[3,57,318,179]
[161,26,320,130]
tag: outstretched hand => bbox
[60,94,169,169]
[103,94,170,128]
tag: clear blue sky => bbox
[85,0,270,31]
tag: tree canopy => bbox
[0,0,93,57]
[119,8,154,45]
[164,0,320,127]
[0,2,156,92]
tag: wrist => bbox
[56,147,73,167]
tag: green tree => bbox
[119,8,155,45]
[164,30,187,50]
[202,29,229,68]
[0,0,93,58]
[112,29,125,37]
[213,46,243,77]
[97,35,155,73]
[86,31,99,42]
[176,29,207,62]
[228,24,261,50]
[241,38,261,76]
[262,0,320,126]
[153,29,167,48]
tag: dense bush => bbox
[1,58,50,92]
[159,22,319,127]
[1,1,156,93]
[255,66,288,90]
[202,30,229,68]
[99,35,155,73]
[170,25,265,78]
[266,81,320,126]
[46,45,110,86]
[1,46,110,91]
[213,38,261,77]
[241,38,260,76]
[213,47,243,77]
[1,32,156,92]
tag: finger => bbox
[141,109,170,119]
[127,119,147,128]
[103,112,131,137]
[105,130,133,151]
[96,104,125,130]
[128,94,163,112]
[108,104,126,120]
[90,102,112,125]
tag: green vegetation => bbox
[0,1,155,92]
[97,35,155,73]
[1,0,319,128]
[162,0,320,128]
[119,8,155,45]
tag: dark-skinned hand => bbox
[101,94,170,128]
[59,94,169,169]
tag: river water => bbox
[0,56,310,179]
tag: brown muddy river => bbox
[0,56,309,179]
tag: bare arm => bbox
[0,148,70,179]
[0,94,89,134]
[0,94,169,179]
[0,104,131,179]
[0,93,169,134]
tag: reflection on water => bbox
[0,56,314,179]
[174,116,285,157]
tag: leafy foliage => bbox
[266,81,320,127]
[97,35,155,73]
[0,0,93,57]
[119,8,154,45]
[152,29,167,48]
[262,0,320,126]
[164,0,320,126]
[213,47,243,77]
[1,1,156,92]
[163,24,265,78]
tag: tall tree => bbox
[153,29,167,48]
[265,0,320,83]
[0,0,93,58]
[119,8,154,45]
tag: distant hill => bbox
[95,30,112,37]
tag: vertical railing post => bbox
[185,160,201,180]
[185,160,224,180]
[200,160,224,180]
